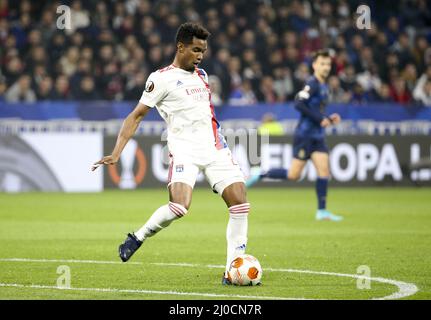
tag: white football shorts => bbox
[167,147,245,195]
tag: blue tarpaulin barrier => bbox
[0,101,430,122]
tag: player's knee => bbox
[168,201,189,218]
[169,183,193,210]
[222,182,247,207]
[288,172,301,181]
[169,197,191,210]
[169,194,192,210]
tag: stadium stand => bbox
[0,0,430,106]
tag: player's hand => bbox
[320,118,331,128]
[329,113,341,125]
[91,155,119,171]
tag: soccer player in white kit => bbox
[92,22,250,285]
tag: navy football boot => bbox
[222,272,232,285]
[118,233,142,262]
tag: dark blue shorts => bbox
[293,135,329,160]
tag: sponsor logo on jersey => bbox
[175,164,184,173]
[185,87,211,95]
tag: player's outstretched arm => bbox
[91,103,151,171]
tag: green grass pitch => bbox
[0,187,430,300]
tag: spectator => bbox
[414,79,431,106]
[0,0,8,19]
[36,76,53,101]
[228,56,242,92]
[257,76,277,104]
[3,56,23,86]
[293,62,310,93]
[412,36,429,72]
[67,0,90,35]
[5,74,36,102]
[401,63,418,92]
[328,75,351,103]
[350,82,372,104]
[75,76,100,100]
[392,33,414,68]
[27,46,48,73]
[49,75,71,100]
[59,46,80,77]
[356,64,382,93]
[339,64,356,92]
[258,113,284,136]
[0,0,429,105]
[228,80,257,106]
[208,75,223,107]
[385,16,400,46]
[390,77,412,105]
[413,66,431,101]
[375,83,394,103]
[70,59,92,89]
[39,9,56,43]
[273,67,294,101]
[124,71,146,101]
[48,33,67,62]
[0,78,7,102]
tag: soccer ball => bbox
[227,254,262,286]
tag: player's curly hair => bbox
[175,22,210,45]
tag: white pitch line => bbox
[262,267,419,300]
[0,258,418,300]
[151,262,419,300]
[0,283,301,300]
[0,257,143,265]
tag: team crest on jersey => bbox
[145,81,154,92]
[175,165,184,173]
[298,149,306,159]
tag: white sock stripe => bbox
[229,211,250,215]
[168,205,184,217]
[230,207,250,212]
[229,212,249,216]
[229,207,250,211]
[229,203,250,210]
[169,202,187,217]
[230,206,250,210]
[169,202,188,214]
[229,203,250,214]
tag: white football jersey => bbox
[139,65,227,159]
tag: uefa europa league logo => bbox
[119,139,138,189]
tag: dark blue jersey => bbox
[294,76,329,139]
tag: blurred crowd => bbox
[0,0,431,106]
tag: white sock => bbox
[134,202,188,241]
[225,203,250,273]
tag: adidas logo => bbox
[236,244,247,250]
[176,80,183,86]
